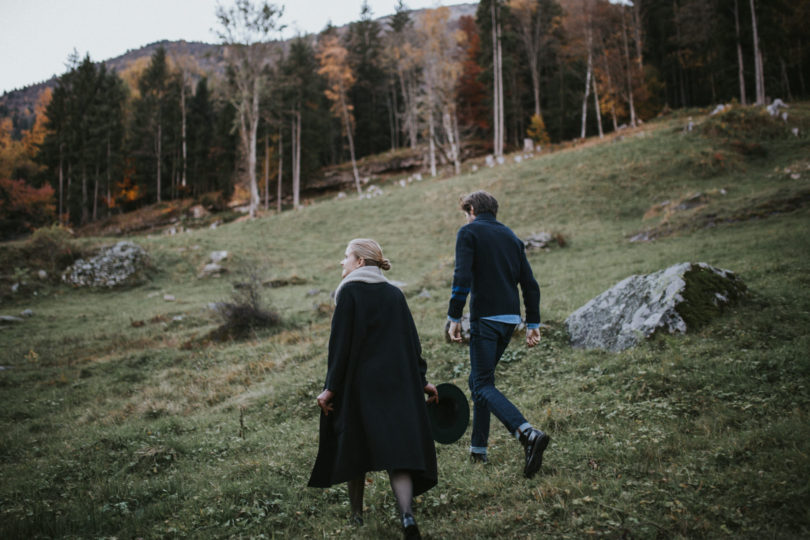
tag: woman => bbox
[308,238,438,539]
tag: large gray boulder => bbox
[565,262,746,351]
[62,241,150,288]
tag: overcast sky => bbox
[0,0,457,95]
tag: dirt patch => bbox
[631,188,810,241]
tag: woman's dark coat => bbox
[308,281,438,496]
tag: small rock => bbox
[198,263,225,278]
[20,309,33,318]
[416,289,432,299]
[209,251,228,263]
[37,270,48,280]
[485,155,495,168]
[11,283,19,293]
[172,315,184,322]
[0,315,23,324]
[306,289,321,296]
[163,294,176,302]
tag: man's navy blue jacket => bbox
[448,212,541,324]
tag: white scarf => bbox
[334,265,389,304]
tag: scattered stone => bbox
[20,309,33,318]
[523,138,535,152]
[198,263,225,278]
[37,270,47,280]
[485,155,495,168]
[514,155,523,164]
[172,315,184,322]
[416,288,432,299]
[792,127,800,137]
[163,294,176,302]
[413,173,423,181]
[710,104,727,116]
[209,251,228,263]
[11,283,19,293]
[565,262,746,352]
[189,205,209,219]
[471,164,478,173]
[399,179,407,187]
[0,315,23,324]
[523,232,565,251]
[766,98,788,116]
[62,241,150,288]
[306,289,322,296]
[496,156,505,165]
[209,221,221,230]
[336,191,347,199]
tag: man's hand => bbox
[317,389,335,416]
[424,383,439,404]
[448,320,463,343]
[526,327,541,348]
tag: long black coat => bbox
[308,281,438,496]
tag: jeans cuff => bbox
[469,446,488,455]
[514,422,532,440]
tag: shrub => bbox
[0,178,56,240]
[212,268,281,340]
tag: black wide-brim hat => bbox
[426,383,470,444]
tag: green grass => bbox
[1,104,810,538]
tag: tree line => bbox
[1,0,807,234]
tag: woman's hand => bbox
[317,389,335,416]
[424,383,439,404]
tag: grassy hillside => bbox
[2,105,809,538]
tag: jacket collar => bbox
[474,212,497,222]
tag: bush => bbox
[0,178,55,240]
[211,269,280,340]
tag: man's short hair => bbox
[460,191,499,217]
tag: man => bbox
[447,190,550,478]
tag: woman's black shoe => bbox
[402,513,421,539]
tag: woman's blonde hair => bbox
[348,238,391,271]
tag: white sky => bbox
[0,0,456,95]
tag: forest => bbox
[0,0,808,238]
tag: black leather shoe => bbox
[470,452,488,464]
[402,513,421,539]
[520,428,550,478]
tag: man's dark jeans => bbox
[468,318,528,450]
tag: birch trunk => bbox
[428,110,437,177]
[181,78,187,188]
[750,0,765,105]
[277,128,283,213]
[621,7,637,126]
[264,134,270,210]
[247,79,261,217]
[593,71,603,138]
[339,90,362,194]
[156,121,162,203]
[734,0,747,105]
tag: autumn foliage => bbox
[0,178,56,238]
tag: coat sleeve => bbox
[448,226,474,320]
[324,289,356,393]
[518,243,541,325]
[402,293,428,387]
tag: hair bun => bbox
[379,258,391,271]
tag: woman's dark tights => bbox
[346,470,414,518]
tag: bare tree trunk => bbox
[339,91,362,194]
[277,127,283,213]
[491,0,505,157]
[592,72,604,138]
[581,49,592,139]
[66,162,72,225]
[443,109,461,175]
[428,110,437,177]
[93,165,99,221]
[750,0,765,105]
[264,134,270,210]
[621,6,638,126]
[780,57,793,100]
[81,165,88,225]
[247,80,261,217]
[632,0,643,66]
[156,122,162,203]
[106,137,111,218]
[58,144,64,224]
[600,47,619,130]
[181,78,187,188]
[734,0,747,105]
[292,109,302,208]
